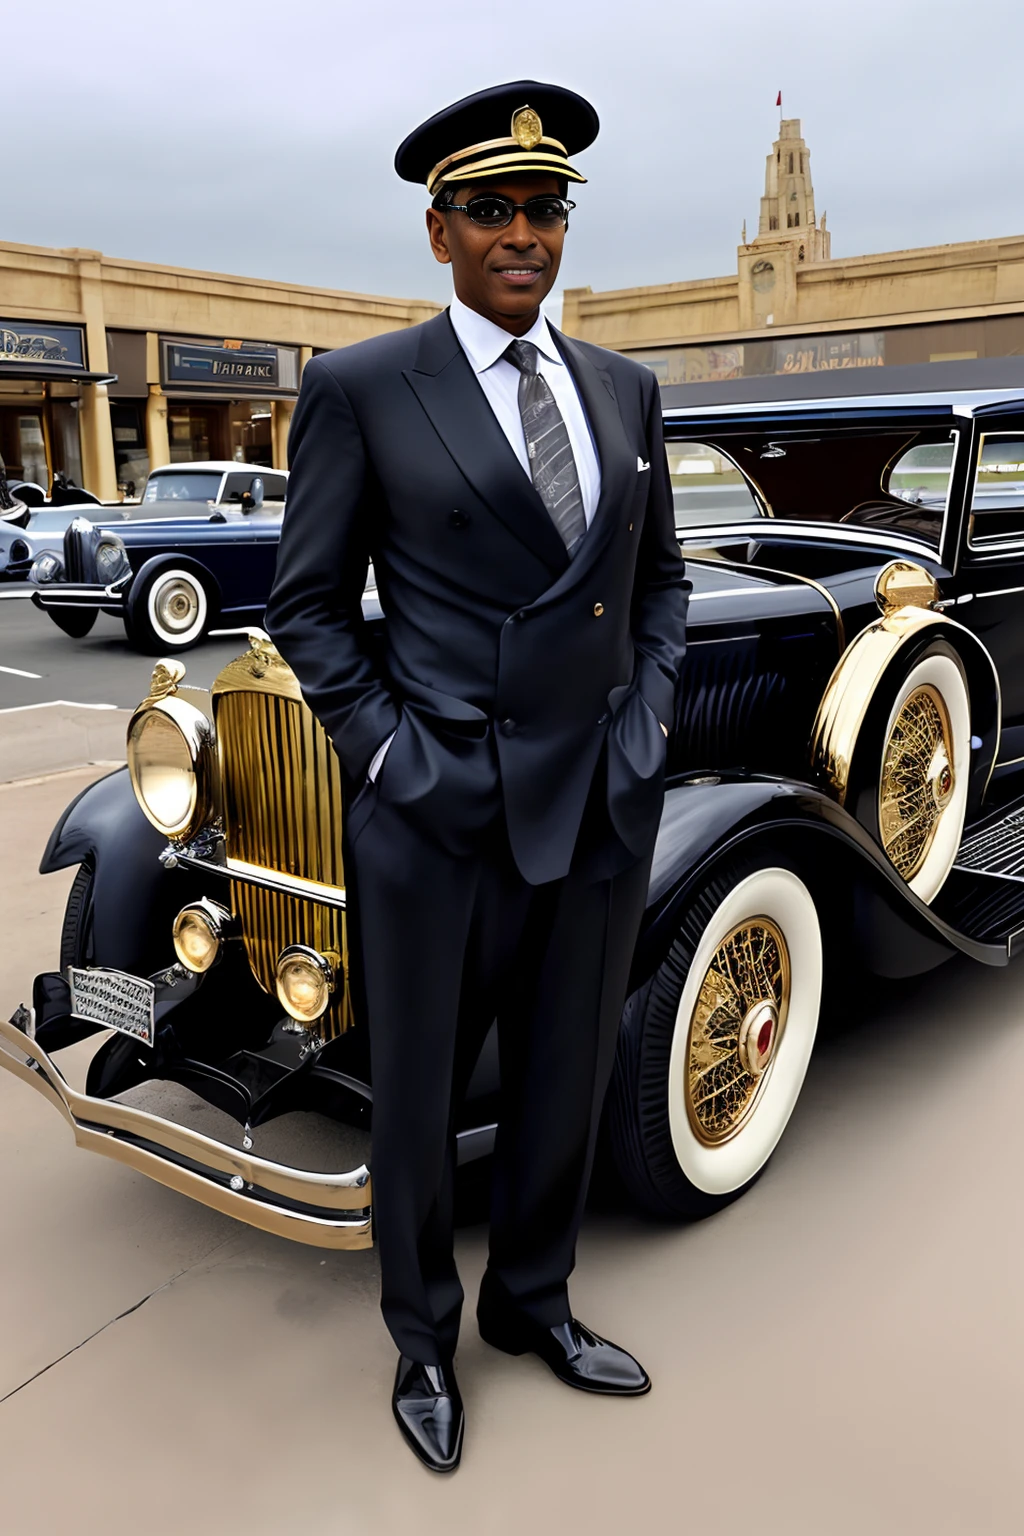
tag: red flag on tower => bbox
[776,91,782,107]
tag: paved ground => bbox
[1,767,1023,1534]
[0,591,250,711]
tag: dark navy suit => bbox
[266,311,689,1362]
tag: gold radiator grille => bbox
[216,689,344,884]
[230,881,353,1039]
[214,683,351,1038]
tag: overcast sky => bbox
[6,0,1020,312]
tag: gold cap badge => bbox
[511,106,543,150]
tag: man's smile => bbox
[492,264,544,285]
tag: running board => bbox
[954,809,1024,880]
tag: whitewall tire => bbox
[126,566,212,654]
[607,858,823,1219]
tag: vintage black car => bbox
[30,460,287,651]
[5,364,1024,1249]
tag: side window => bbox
[667,443,761,532]
[889,441,955,510]
[970,435,1024,547]
[262,473,288,499]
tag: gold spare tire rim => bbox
[685,918,790,1146]
[155,576,201,634]
[878,683,954,881]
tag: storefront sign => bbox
[0,319,86,368]
[163,339,280,389]
[775,333,884,373]
[634,329,886,387]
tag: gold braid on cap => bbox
[426,106,568,194]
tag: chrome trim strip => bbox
[227,857,348,908]
[0,1014,372,1249]
[35,584,124,606]
[678,519,936,561]
[663,389,1023,421]
[687,588,772,601]
[168,847,348,910]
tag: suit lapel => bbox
[403,312,570,576]
[551,328,635,581]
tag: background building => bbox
[562,118,1024,386]
[0,242,439,498]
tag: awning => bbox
[160,388,296,403]
[0,362,117,385]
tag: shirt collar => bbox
[449,292,563,375]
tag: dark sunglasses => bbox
[446,194,576,230]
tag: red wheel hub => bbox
[737,999,779,1077]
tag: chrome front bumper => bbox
[32,583,123,609]
[0,1011,373,1250]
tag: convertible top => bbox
[659,355,1024,410]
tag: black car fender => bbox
[633,773,1004,993]
[39,766,200,976]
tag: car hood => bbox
[684,556,836,626]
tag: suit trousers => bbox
[346,779,653,1366]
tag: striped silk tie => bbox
[505,339,588,558]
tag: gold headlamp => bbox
[127,661,217,840]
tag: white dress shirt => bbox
[447,292,601,525]
[367,293,604,782]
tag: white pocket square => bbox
[637,456,650,472]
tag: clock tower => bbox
[738,117,831,328]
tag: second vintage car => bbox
[30,460,287,650]
[4,363,1024,1248]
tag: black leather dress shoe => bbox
[392,1355,464,1473]
[478,1296,651,1396]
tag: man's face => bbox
[426,174,567,333]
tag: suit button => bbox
[499,717,517,736]
[593,602,604,617]
[448,510,470,529]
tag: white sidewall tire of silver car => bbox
[606,859,823,1220]
[666,867,822,1196]
[879,651,971,904]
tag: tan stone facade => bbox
[562,119,1024,388]
[0,241,439,499]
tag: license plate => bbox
[67,967,156,1047]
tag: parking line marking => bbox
[0,699,121,713]
[0,664,42,679]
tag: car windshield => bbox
[667,426,957,547]
[143,472,222,504]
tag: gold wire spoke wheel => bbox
[878,683,955,881]
[154,576,201,635]
[685,918,790,1147]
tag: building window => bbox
[769,215,778,230]
[798,246,806,261]
[800,153,804,173]
[787,213,793,228]
[788,152,794,173]
[794,212,800,225]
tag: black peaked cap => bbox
[395,80,599,194]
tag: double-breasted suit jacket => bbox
[265,310,690,884]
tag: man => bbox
[265,80,689,1474]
